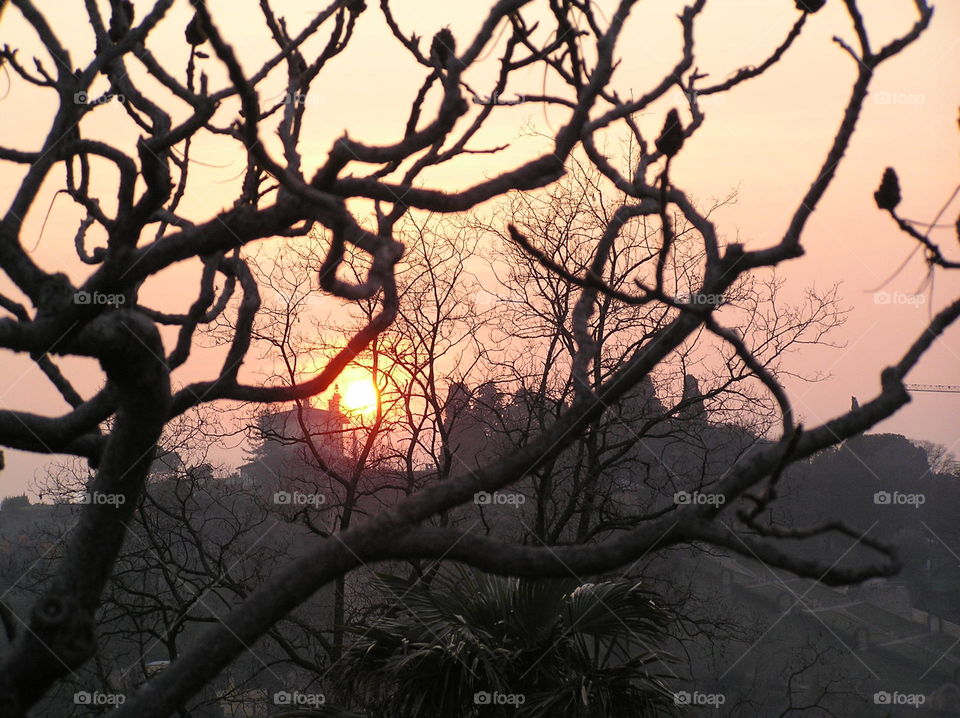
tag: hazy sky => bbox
[1,1,958,498]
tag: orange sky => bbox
[1,1,958,497]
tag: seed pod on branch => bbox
[107,0,135,42]
[185,14,208,46]
[430,28,456,69]
[345,0,366,15]
[655,109,684,158]
[795,0,826,12]
[874,167,901,211]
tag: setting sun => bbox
[341,380,378,414]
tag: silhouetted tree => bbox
[0,2,950,716]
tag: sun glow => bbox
[341,379,378,414]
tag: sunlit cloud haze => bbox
[1,0,958,497]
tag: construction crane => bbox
[904,384,960,394]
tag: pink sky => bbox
[1,1,958,497]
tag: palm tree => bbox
[336,568,676,717]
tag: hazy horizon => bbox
[1,0,958,499]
